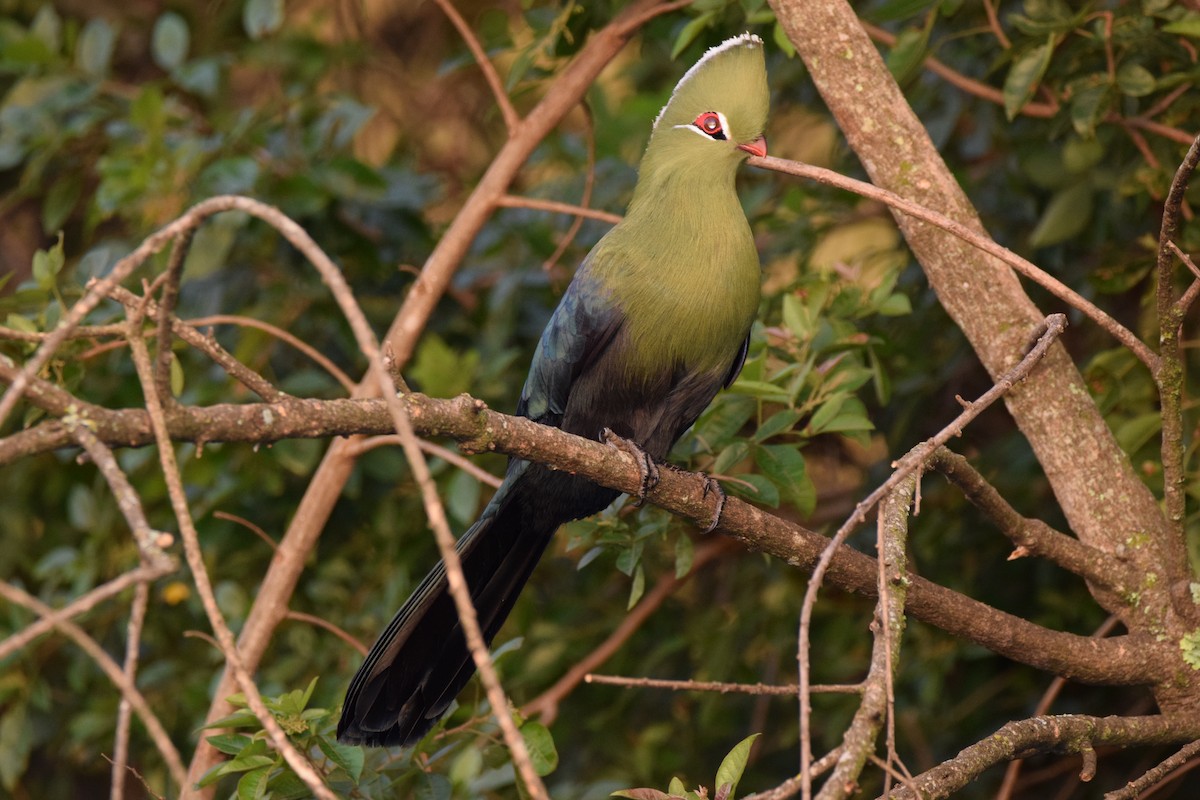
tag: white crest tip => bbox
[652,33,764,130]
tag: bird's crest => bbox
[652,33,768,146]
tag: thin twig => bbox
[188,314,356,393]
[583,673,861,696]
[153,226,197,405]
[284,611,367,657]
[349,435,503,488]
[1153,131,1200,614]
[432,0,520,133]
[797,315,1067,796]
[111,580,151,800]
[1105,738,1200,799]
[996,616,1121,800]
[523,538,736,724]
[743,748,844,800]
[0,564,173,661]
[69,422,174,562]
[496,194,623,225]
[750,155,1157,371]
[861,21,1055,118]
[814,477,915,800]
[0,581,187,789]
[125,301,338,800]
[981,0,1011,48]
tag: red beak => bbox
[737,135,767,158]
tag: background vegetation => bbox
[2,0,1200,797]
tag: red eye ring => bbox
[694,111,724,138]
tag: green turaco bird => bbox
[339,33,769,746]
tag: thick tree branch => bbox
[930,448,1138,599]
[0,386,1167,686]
[888,715,1200,800]
[817,477,915,800]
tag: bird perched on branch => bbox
[339,33,769,747]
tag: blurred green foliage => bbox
[1,0,1199,797]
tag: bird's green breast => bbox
[589,167,761,381]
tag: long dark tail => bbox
[338,464,615,746]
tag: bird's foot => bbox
[601,428,660,504]
[700,474,726,534]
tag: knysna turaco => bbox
[339,33,770,746]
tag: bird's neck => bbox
[596,156,760,378]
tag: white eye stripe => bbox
[673,110,732,142]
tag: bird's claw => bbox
[601,427,659,504]
[701,474,725,534]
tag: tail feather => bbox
[338,465,616,746]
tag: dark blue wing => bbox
[515,267,623,428]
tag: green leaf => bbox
[205,732,253,756]
[519,720,559,776]
[1003,37,1054,120]
[714,733,760,800]
[754,408,802,442]
[806,394,845,434]
[755,444,815,514]
[671,12,716,60]
[415,773,452,800]
[712,441,750,476]
[1163,13,1200,38]
[316,735,364,781]
[152,12,190,70]
[1068,76,1110,138]
[772,20,795,58]
[877,292,911,316]
[627,562,645,609]
[30,6,62,52]
[446,468,482,527]
[31,233,65,289]
[76,18,116,77]
[668,777,687,796]
[42,173,82,233]
[223,753,275,774]
[203,708,261,729]
[726,473,779,507]
[1116,412,1162,454]
[674,532,694,579]
[1029,182,1093,248]
[448,744,482,786]
[0,703,31,792]
[243,0,284,40]
[729,379,791,403]
[169,353,185,397]
[885,27,929,84]
[612,790,676,800]
[781,293,811,339]
[1116,62,1155,97]
[615,541,641,576]
[236,765,271,800]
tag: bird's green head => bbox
[644,33,769,171]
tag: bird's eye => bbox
[693,112,727,140]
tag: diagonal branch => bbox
[749,155,1156,372]
[797,315,1067,793]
